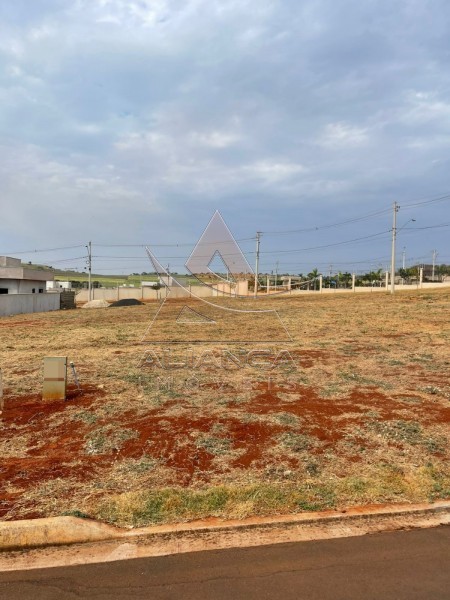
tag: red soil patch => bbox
[1,385,100,426]
[0,320,49,328]
[0,385,105,518]
[1,378,449,520]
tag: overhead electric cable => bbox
[0,244,85,255]
[261,207,392,235]
[401,192,450,208]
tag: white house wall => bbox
[0,280,47,294]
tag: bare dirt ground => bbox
[0,289,449,526]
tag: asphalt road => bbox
[0,526,449,600]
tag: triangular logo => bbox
[176,305,216,324]
[185,211,253,279]
[208,250,236,283]
[141,218,293,344]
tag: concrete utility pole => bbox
[432,249,438,281]
[390,202,399,294]
[402,247,406,270]
[86,241,92,302]
[254,231,261,297]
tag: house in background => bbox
[46,280,72,291]
[0,256,53,294]
[0,256,62,317]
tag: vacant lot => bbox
[0,289,449,526]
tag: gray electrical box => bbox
[43,357,67,401]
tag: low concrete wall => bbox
[322,282,450,294]
[291,281,450,295]
[76,285,217,302]
[0,293,60,317]
[76,287,164,302]
[76,280,450,303]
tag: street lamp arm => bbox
[397,218,416,232]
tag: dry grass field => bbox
[0,289,449,527]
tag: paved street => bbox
[1,526,449,599]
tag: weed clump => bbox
[84,426,138,455]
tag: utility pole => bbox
[275,260,279,291]
[390,202,399,294]
[432,249,438,281]
[86,241,92,301]
[402,247,406,270]
[254,231,261,297]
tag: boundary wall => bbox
[76,285,218,302]
[300,281,450,294]
[76,281,450,303]
[0,293,60,317]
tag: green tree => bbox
[436,264,450,280]
[398,268,408,281]
[308,268,319,278]
[340,272,352,288]
[306,268,320,289]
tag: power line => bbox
[20,221,442,266]
[3,196,447,278]
[2,192,448,256]
[89,229,393,261]
[93,237,256,248]
[0,244,85,255]
[260,230,392,255]
[259,255,392,267]
[401,192,450,208]
[47,256,88,264]
[403,222,450,230]
[261,207,391,235]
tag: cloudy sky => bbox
[0,0,449,275]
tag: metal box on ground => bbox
[43,357,67,400]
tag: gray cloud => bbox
[0,0,449,273]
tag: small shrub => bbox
[195,435,231,456]
[84,426,138,455]
[279,432,315,452]
[73,410,98,425]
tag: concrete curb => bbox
[1,500,449,552]
[0,516,119,551]
[124,500,450,539]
